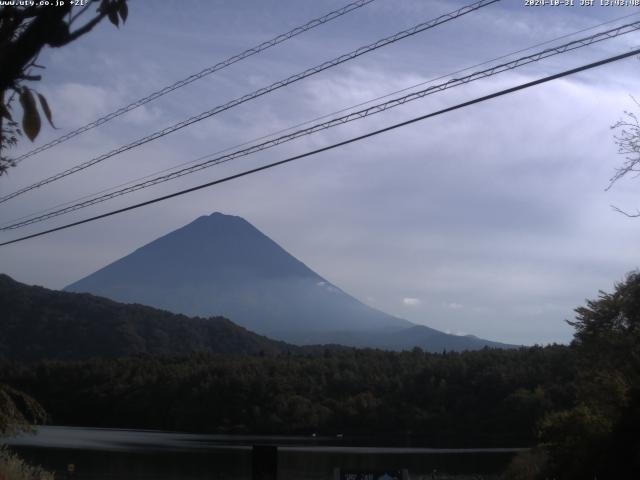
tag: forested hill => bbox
[0,274,296,361]
[2,346,576,447]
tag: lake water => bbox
[3,426,523,479]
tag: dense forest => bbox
[1,272,639,478]
[0,345,575,446]
[0,274,295,360]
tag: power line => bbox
[4,20,639,231]
[4,6,637,234]
[11,0,378,164]
[11,5,638,230]
[0,0,499,206]
[2,47,638,248]
[7,9,636,230]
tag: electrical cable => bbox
[0,0,499,205]
[6,8,637,229]
[3,20,639,231]
[11,0,378,163]
[2,46,638,247]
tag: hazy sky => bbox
[1,0,639,345]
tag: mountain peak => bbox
[66,214,412,338]
[64,214,511,351]
[208,211,235,218]
[194,211,244,223]
[181,211,254,232]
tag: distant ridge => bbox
[0,274,294,361]
[65,212,517,351]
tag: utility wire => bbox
[1,47,639,247]
[6,9,637,230]
[3,20,639,231]
[11,0,378,164]
[4,7,638,234]
[0,0,499,206]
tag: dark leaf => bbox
[108,7,119,27]
[0,102,12,121]
[118,1,128,23]
[19,88,40,142]
[37,93,56,128]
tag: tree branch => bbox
[63,11,108,45]
[0,5,72,92]
[69,0,97,26]
[611,205,640,218]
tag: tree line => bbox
[1,345,575,448]
[1,272,639,478]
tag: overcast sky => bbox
[1,0,639,345]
